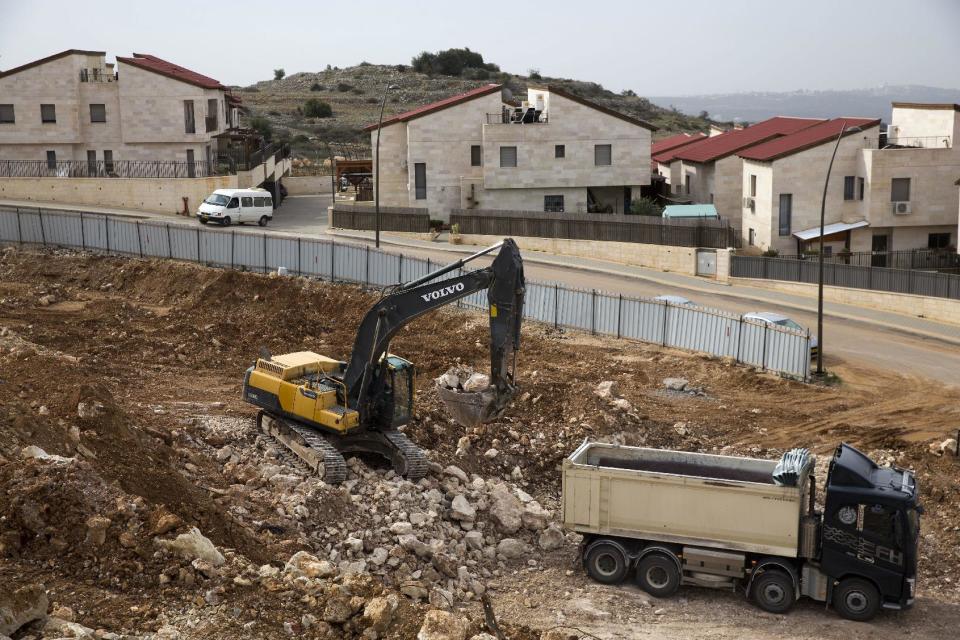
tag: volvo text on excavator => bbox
[241,239,525,484]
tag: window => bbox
[499,146,517,168]
[544,195,564,212]
[207,98,218,131]
[46,150,56,170]
[843,176,855,200]
[748,228,755,246]
[862,504,896,541]
[89,104,106,123]
[41,104,56,123]
[86,150,97,176]
[241,196,253,207]
[858,177,865,201]
[227,198,239,209]
[891,177,911,201]
[929,233,951,249]
[684,174,691,195]
[254,197,265,207]
[749,174,757,197]
[414,162,427,199]
[103,150,113,173]
[709,193,714,204]
[470,145,482,167]
[778,194,792,236]
[594,144,612,166]
[0,104,14,123]
[555,144,565,159]
[184,100,195,134]
[186,149,196,178]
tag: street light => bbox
[815,122,862,377]
[375,84,400,248]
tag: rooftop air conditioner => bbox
[892,201,912,215]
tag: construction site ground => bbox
[0,247,957,640]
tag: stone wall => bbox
[285,175,331,195]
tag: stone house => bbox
[366,84,655,220]
[650,132,705,191]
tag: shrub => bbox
[336,82,353,92]
[762,248,780,257]
[273,68,285,81]
[462,67,490,80]
[411,47,498,77]
[303,99,332,118]
[528,68,541,80]
[629,197,663,216]
[310,82,324,92]
[394,64,408,73]
[250,116,273,140]
[358,61,373,67]
[292,134,309,143]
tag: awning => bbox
[793,220,869,241]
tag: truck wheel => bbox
[834,578,881,622]
[752,570,795,614]
[584,541,629,585]
[199,218,208,225]
[637,554,680,597]
[222,216,231,226]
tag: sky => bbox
[1,0,959,96]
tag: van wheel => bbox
[834,578,881,621]
[222,216,231,226]
[199,219,208,225]
[637,554,680,597]
[584,540,628,585]
[258,216,269,227]
[752,570,795,614]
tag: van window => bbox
[227,198,239,209]
[254,197,265,207]
[241,197,253,207]
[205,194,229,206]
[265,197,273,208]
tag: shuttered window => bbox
[499,146,517,168]
[594,144,612,166]
[778,194,792,237]
[414,163,427,199]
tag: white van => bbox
[197,188,274,226]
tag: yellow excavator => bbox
[242,240,525,484]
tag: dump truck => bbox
[562,441,920,621]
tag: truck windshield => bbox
[205,194,230,206]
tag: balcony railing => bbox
[79,68,114,83]
[883,135,952,149]
[485,109,549,125]
[217,142,291,172]
[0,159,220,179]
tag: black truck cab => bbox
[821,444,920,614]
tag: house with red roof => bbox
[740,104,960,256]
[0,50,288,213]
[364,84,655,219]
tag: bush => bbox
[310,82,324,92]
[292,134,309,143]
[394,64,408,73]
[273,68,285,81]
[528,68,541,80]
[411,47,498,77]
[250,116,273,140]
[336,82,354,92]
[629,197,663,216]
[762,248,780,257]
[303,99,332,118]
[358,61,373,67]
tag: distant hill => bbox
[237,63,714,159]
[649,85,960,124]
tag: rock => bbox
[390,521,413,535]
[258,564,281,579]
[398,534,431,558]
[156,527,225,566]
[215,445,234,462]
[663,377,689,391]
[322,595,362,624]
[483,448,499,460]
[449,495,476,522]
[20,445,73,464]
[464,531,484,550]
[0,583,48,636]
[151,512,182,536]
[540,631,578,640]
[436,371,460,389]
[38,294,57,306]
[538,524,565,551]
[611,398,633,412]
[43,617,95,639]
[462,373,490,392]
[931,438,957,456]
[401,583,429,601]
[488,484,523,533]
[76,401,104,419]
[284,551,336,578]
[471,635,498,640]
[369,547,389,566]
[455,437,471,455]
[51,605,74,622]
[344,536,364,553]
[363,595,399,632]
[496,538,527,560]
[521,502,550,530]
[444,465,469,484]
[417,610,469,640]
[84,516,112,546]
[594,380,619,399]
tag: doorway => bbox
[871,234,888,267]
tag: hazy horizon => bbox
[2,0,959,96]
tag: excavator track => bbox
[257,411,347,485]
[382,430,429,480]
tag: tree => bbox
[528,68,541,80]
[699,110,710,120]
[411,47,499,77]
[310,82,324,91]
[273,68,285,81]
[250,116,273,141]
[629,197,663,216]
[303,99,332,118]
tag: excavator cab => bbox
[384,356,414,428]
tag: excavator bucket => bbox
[437,385,513,428]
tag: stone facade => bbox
[371,87,652,221]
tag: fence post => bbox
[616,294,622,339]
[761,323,768,372]
[230,230,235,268]
[398,253,403,283]
[297,237,302,276]
[554,283,559,329]
[591,289,597,336]
[15,208,23,244]
[365,245,370,286]
[263,233,268,274]
[196,227,201,263]
[735,316,743,364]
[105,217,111,253]
[166,224,173,258]
[79,212,86,249]
[135,221,143,257]
[38,210,46,245]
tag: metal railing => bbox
[0,159,220,179]
[450,209,741,249]
[79,68,114,83]
[883,135,952,149]
[773,249,960,273]
[0,205,812,380]
[485,111,549,125]
[331,205,430,233]
[731,255,960,300]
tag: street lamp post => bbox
[374,84,400,249]
[816,122,861,377]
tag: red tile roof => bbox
[362,84,502,132]
[672,117,824,163]
[738,117,881,162]
[116,53,225,90]
[652,132,707,156]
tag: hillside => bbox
[235,64,715,160]
[650,84,960,124]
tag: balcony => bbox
[486,107,549,125]
[79,68,115,83]
[882,135,952,149]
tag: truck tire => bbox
[584,541,629,585]
[752,570,795,614]
[258,215,269,227]
[637,554,680,598]
[222,216,232,226]
[833,578,881,622]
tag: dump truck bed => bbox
[563,441,811,557]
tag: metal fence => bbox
[731,255,960,301]
[331,205,431,233]
[0,206,811,380]
[450,208,741,249]
[774,249,960,273]
[0,159,220,179]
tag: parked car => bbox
[197,188,273,226]
[654,295,696,307]
[743,311,818,357]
